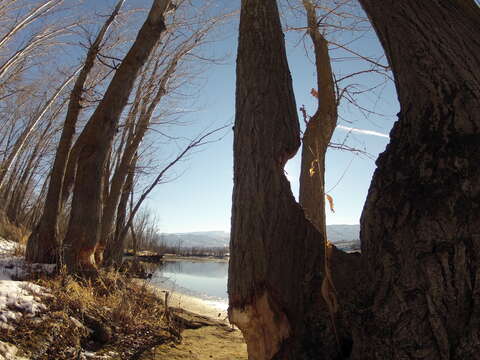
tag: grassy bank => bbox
[0,266,245,359]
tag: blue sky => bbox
[4,1,396,233]
[143,1,399,233]
[46,0,397,233]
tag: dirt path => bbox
[139,325,247,360]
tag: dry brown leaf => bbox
[325,194,335,213]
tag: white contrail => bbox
[336,125,389,138]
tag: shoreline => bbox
[162,254,229,263]
[144,281,230,324]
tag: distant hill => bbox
[159,224,360,251]
[158,231,230,248]
[326,224,359,242]
[327,224,360,251]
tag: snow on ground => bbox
[0,237,55,280]
[0,237,118,359]
[0,237,51,329]
[0,239,17,253]
[0,236,53,359]
[0,280,47,326]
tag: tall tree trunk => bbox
[353,1,480,358]
[63,0,172,273]
[25,0,125,264]
[228,1,362,358]
[297,2,344,356]
[299,0,337,236]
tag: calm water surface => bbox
[151,260,228,304]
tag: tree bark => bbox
[228,1,362,358]
[63,0,172,273]
[354,1,480,358]
[25,0,125,264]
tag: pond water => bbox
[151,260,228,308]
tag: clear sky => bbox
[141,1,399,233]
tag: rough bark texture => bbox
[25,0,125,264]
[63,0,171,272]
[228,1,362,358]
[355,1,480,358]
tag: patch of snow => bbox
[0,281,47,327]
[82,350,117,359]
[0,237,54,333]
[0,238,55,281]
[0,237,17,254]
[0,340,29,360]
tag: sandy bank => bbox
[145,282,229,324]
[139,282,247,359]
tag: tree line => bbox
[0,0,229,272]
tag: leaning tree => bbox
[228,0,480,359]
[63,0,174,272]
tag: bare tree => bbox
[0,69,78,190]
[298,0,337,235]
[96,4,228,265]
[62,0,174,273]
[104,125,228,266]
[25,0,125,264]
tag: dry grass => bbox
[0,270,179,359]
[0,211,30,244]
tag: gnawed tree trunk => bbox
[228,1,362,358]
[353,1,480,358]
[25,0,125,264]
[63,0,172,273]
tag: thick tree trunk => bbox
[228,1,362,358]
[25,0,125,264]
[354,1,480,358]
[63,0,172,272]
